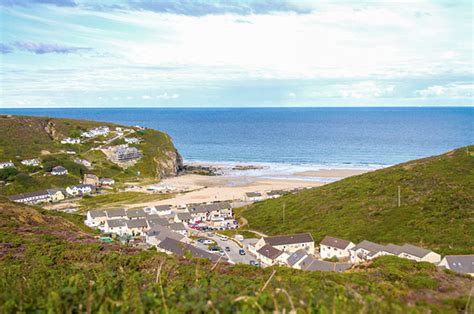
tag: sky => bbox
[0,0,473,108]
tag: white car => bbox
[202,239,214,245]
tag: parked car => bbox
[239,249,246,255]
[219,250,225,256]
[207,233,214,237]
[225,246,231,252]
[202,239,214,245]
[210,246,220,252]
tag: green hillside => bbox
[0,115,182,195]
[0,199,472,313]
[239,146,474,255]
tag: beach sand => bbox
[126,167,371,208]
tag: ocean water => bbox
[1,107,472,172]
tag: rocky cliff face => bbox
[155,149,183,179]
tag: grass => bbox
[78,191,174,210]
[239,146,474,255]
[0,199,472,313]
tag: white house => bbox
[105,208,127,220]
[286,249,310,269]
[255,233,315,254]
[266,190,285,199]
[61,137,81,144]
[174,211,193,224]
[439,255,474,276]
[99,178,115,186]
[349,240,386,264]
[47,189,67,202]
[9,191,51,204]
[104,219,127,235]
[126,219,149,236]
[21,159,40,167]
[152,205,172,216]
[398,244,441,264]
[66,184,94,196]
[126,209,147,220]
[256,244,289,266]
[51,166,68,176]
[74,159,92,168]
[0,161,15,169]
[245,192,263,202]
[85,210,107,227]
[320,236,355,260]
[124,137,141,144]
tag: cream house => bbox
[255,233,315,254]
[398,244,441,263]
[85,210,107,227]
[256,244,289,266]
[320,236,355,260]
[47,189,67,202]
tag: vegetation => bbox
[0,199,472,313]
[0,115,182,196]
[239,146,474,255]
[78,191,173,211]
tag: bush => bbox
[0,168,18,181]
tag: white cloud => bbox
[416,83,473,98]
[288,92,296,97]
[141,95,152,99]
[156,92,179,99]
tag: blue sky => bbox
[0,0,472,108]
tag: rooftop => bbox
[257,244,283,260]
[320,236,352,250]
[264,233,314,246]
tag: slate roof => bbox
[320,236,352,250]
[157,237,224,263]
[191,202,231,214]
[169,222,186,231]
[9,190,50,201]
[52,166,67,172]
[286,249,309,267]
[154,205,171,212]
[382,243,404,255]
[146,216,170,227]
[106,208,127,218]
[126,219,148,229]
[106,219,126,228]
[126,209,146,218]
[267,190,285,196]
[176,212,192,221]
[264,233,314,246]
[147,225,184,242]
[47,188,66,195]
[400,244,432,258]
[257,244,283,260]
[443,255,474,274]
[246,192,262,197]
[300,256,352,272]
[88,210,106,219]
[351,240,385,255]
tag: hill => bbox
[0,115,182,195]
[239,146,474,255]
[0,199,472,313]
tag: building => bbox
[398,244,441,263]
[255,233,315,254]
[320,236,355,260]
[75,159,92,168]
[0,161,15,169]
[61,137,81,144]
[349,240,386,264]
[104,219,127,235]
[126,209,147,220]
[174,211,192,224]
[146,216,170,228]
[99,178,115,186]
[169,223,187,236]
[51,166,68,176]
[245,192,263,202]
[299,256,352,272]
[256,244,288,266]
[124,137,141,144]
[47,189,67,202]
[286,249,310,269]
[85,210,107,227]
[157,237,224,263]
[188,202,233,222]
[111,145,142,162]
[21,159,40,167]
[145,225,184,246]
[9,191,51,204]
[66,184,94,196]
[81,126,110,138]
[152,205,172,216]
[83,174,99,185]
[266,190,285,199]
[126,219,149,236]
[105,208,127,220]
[439,255,474,276]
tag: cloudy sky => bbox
[0,0,472,108]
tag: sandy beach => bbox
[126,167,373,208]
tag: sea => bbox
[1,107,472,179]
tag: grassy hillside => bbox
[0,115,182,195]
[0,199,472,313]
[239,146,474,255]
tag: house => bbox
[188,202,233,222]
[349,240,386,264]
[126,219,148,236]
[51,166,68,176]
[111,145,142,162]
[245,192,263,202]
[104,219,127,235]
[105,208,127,220]
[174,211,192,224]
[255,233,315,254]
[146,216,170,228]
[145,225,184,246]
[126,209,147,220]
[21,159,40,167]
[85,210,107,227]
[66,184,94,196]
[61,137,81,144]
[266,190,285,199]
[256,244,288,266]
[380,243,404,256]
[169,223,187,236]
[286,249,310,269]
[9,191,51,204]
[99,178,115,186]
[152,205,172,216]
[75,159,92,168]
[398,244,441,263]
[299,256,352,272]
[83,174,99,185]
[82,126,110,138]
[124,137,141,144]
[0,161,15,169]
[438,255,474,276]
[47,189,67,202]
[157,237,224,263]
[320,236,355,260]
